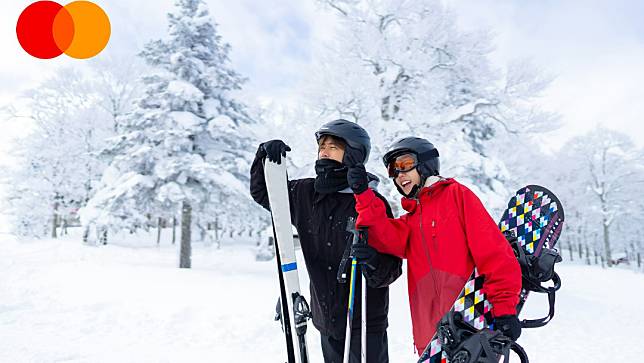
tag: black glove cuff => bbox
[351,182,368,194]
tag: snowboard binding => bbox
[436,311,529,363]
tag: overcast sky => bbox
[1,0,643,155]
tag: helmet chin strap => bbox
[406,184,421,199]
[394,179,421,198]
[392,165,424,198]
[393,167,440,199]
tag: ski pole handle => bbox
[346,217,360,244]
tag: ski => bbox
[264,159,310,363]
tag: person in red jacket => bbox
[345,136,522,355]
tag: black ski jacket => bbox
[250,151,403,340]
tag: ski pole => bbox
[342,253,358,363]
[342,217,360,363]
[359,228,368,363]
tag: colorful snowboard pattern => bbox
[418,185,565,362]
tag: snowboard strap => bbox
[505,341,529,363]
[504,232,562,329]
[436,311,529,363]
[521,272,559,328]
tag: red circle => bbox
[16,1,70,59]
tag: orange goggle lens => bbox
[387,154,418,177]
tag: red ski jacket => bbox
[354,178,521,354]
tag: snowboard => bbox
[264,159,310,363]
[418,185,565,362]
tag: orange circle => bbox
[59,1,110,59]
[52,6,74,52]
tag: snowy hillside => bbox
[1,231,642,362]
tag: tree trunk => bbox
[180,201,192,269]
[51,208,58,239]
[172,217,177,245]
[585,245,591,265]
[200,224,207,243]
[214,220,221,250]
[603,221,612,267]
[568,240,574,261]
[99,227,108,245]
[214,217,221,242]
[594,249,599,265]
[156,217,163,245]
[638,252,641,269]
[82,225,90,243]
[578,242,583,260]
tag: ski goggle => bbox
[387,153,418,177]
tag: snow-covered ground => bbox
[1,230,642,362]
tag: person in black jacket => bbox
[250,119,402,363]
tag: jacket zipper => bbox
[418,198,441,299]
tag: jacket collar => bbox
[400,177,454,213]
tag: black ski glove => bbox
[343,145,364,167]
[261,139,291,164]
[494,314,522,341]
[347,163,369,194]
[350,243,379,273]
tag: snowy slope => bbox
[0,232,642,362]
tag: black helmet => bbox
[382,137,440,179]
[315,119,371,163]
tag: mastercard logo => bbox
[16,1,111,59]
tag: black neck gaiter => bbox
[314,159,349,194]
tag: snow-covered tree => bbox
[307,0,556,209]
[83,0,258,267]
[90,56,144,133]
[556,128,644,266]
[4,68,114,238]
